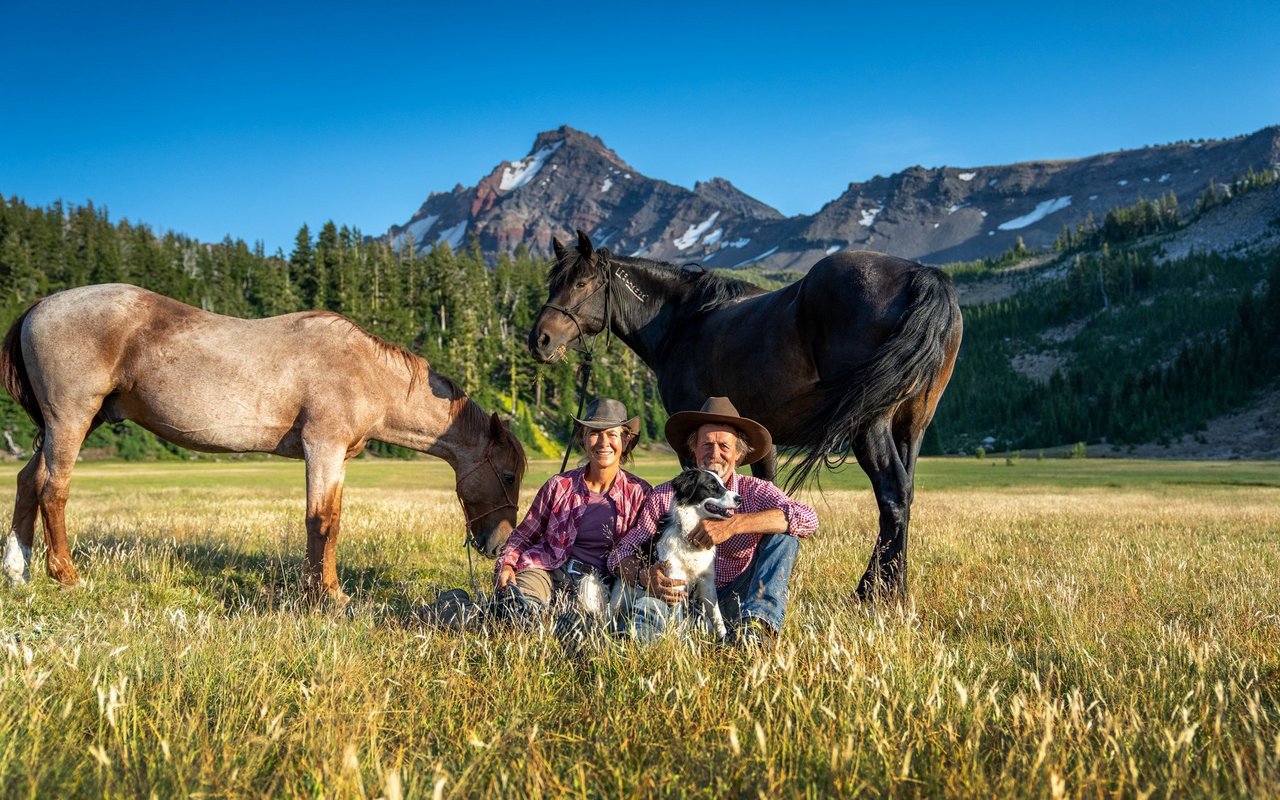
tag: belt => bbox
[563,558,607,581]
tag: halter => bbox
[538,251,618,472]
[454,437,520,595]
[537,250,614,357]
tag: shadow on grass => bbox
[68,533,428,623]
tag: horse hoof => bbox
[3,535,30,586]
[312,589,351,612]
[854,580,905,606]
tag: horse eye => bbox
[575,281,587,289]
[503,472,516,486]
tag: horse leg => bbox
[36,416,97,587]
[750,445,779,483]
[853,417,912,604]
[4,450,43,585]
[303,447,349,606]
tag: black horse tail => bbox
[1,301,45,451]
[783,267,961,492]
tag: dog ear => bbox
[671,468,702,499]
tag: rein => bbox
[455,437,520,596]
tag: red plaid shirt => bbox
[497,467,652,576]
[607,472,818,587]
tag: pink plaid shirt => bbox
[496,467,652,576]
[607,472,818,587]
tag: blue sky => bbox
[3,1,1278,254]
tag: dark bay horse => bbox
[529,232,962,601]
[2,283,526,604]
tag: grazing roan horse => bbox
[529,231,962,601]
[1,283,526,604]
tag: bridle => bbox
[537,251,614,359]
[455,437,520,594]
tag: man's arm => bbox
[608,484,687,604]
[607,484,667,573]
[690,478,818,547]
[688,508,787,548]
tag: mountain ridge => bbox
[387,124,1280,268]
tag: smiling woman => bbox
[491,397,651,620]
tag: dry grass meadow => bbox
[1,455,1278,798]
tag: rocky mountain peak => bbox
[385,125,1280,270]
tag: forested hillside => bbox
[933,170,1280,456]
[2,193,1278,464]
[0,196,665,461]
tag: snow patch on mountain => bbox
[499,142,563,191]
[600,177,613,193]
[732,246,779,268]
[998,197,1072,231]
[958,172,977,182]
[436,220,468,251]
[702,228,723,246]
[859,207,882,227]
[393,214,439,250]
[674,211,721,250]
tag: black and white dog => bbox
[610,468,741,638]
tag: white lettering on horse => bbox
[615,268,648,303]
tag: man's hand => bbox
[690,509,789,549]
[495,564,516,591]
[688,517,737,549]
[639,560,687,605]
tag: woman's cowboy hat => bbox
[664,396,772,466]
[573,398,641,451]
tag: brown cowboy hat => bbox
[664,396,772,466]
[573,397,642,451]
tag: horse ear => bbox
[552,237,568,262]
[489,412,504,440]
[576,229,594,260]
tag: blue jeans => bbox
[630,533,800,641]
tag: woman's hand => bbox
[495,564,516,591]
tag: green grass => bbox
[1,457,1278,797]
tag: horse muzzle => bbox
[474,518,514,559]
[529,330,568,363]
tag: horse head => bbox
[455,412,527,558]
[528,229,610,363]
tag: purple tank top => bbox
[571,491,616,571]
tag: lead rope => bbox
[455,441,519,602]
[557,256,613,472]
[465,539,479,599]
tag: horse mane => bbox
[298,311,426,397]
[551,246,764,312]
[430,370,529,475]
[682,264,764,311]
[611,254,764,310]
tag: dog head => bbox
[670,468,741,520]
